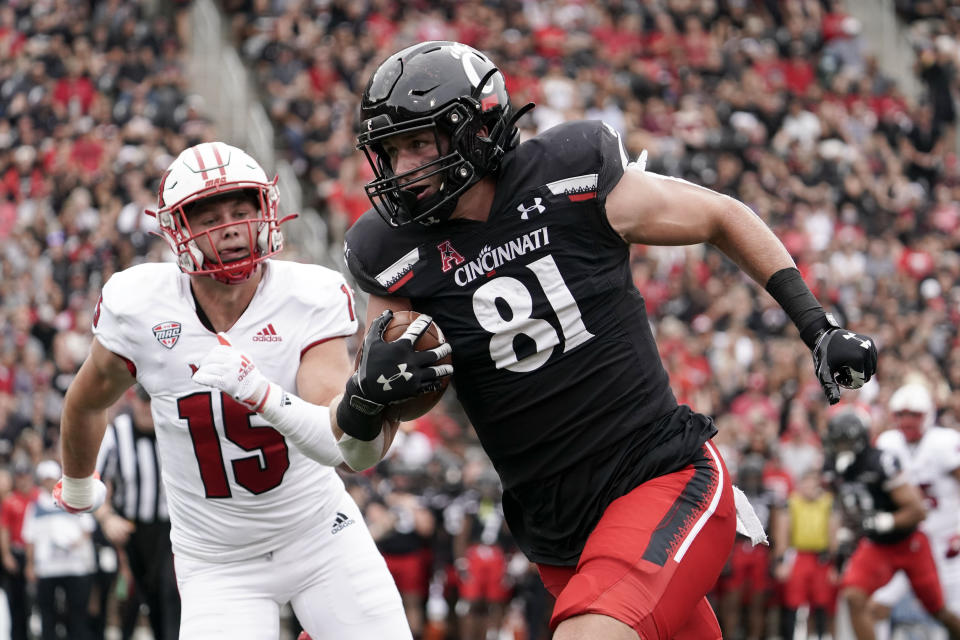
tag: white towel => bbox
[733,484,769,546]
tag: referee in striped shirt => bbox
[95,384,180,640]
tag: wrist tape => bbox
[765,267,831,349]
[60,474,97,508]
[337,431,386,472]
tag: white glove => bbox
[53,473,107,514]
[192,333,272,411]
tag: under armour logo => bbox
[842,332,872,349]
[517,198,545,220]
[377,364,413,391]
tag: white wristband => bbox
[258,383,343,467]
[60,474,97,507]
[337,431,386,472]
[873,511,896,534]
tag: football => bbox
[357,310,451,422]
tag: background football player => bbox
[824,408,960,640]
[871,382,960,640]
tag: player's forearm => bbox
[894,502,926,530]
[61,401,109,478]
[710,202,834,350]
[708,202,836,348]
[708,197,797,287]
[255,384,344,467]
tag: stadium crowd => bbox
[0,0,959,638]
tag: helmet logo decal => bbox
[448,43,494,94]
[204,176,228,189]
[190,144,228,181]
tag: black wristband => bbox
[335,378,385,441]
[765,267,831,349]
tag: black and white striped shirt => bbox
[96,412,168,524]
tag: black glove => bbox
[811,322,878,405]
[337,310,453,440]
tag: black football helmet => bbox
[825,409,871,463]
[356,41,534,227]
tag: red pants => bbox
[383,548,431,597]
[784,550,837,612]
[842,530,943,614]
[538,441,736,639]
[718,538,772,603]
[459,544,511,602]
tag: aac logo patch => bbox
[437,240,465,272]
[153,321,182,349]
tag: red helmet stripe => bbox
[211,144,227,178]
[192,146,209,180]
[157,169,170,205]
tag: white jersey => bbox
[876,425,960,546]
[93,260,358,563]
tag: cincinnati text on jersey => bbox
[453,226,550,286]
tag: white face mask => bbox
[835,450,856,473]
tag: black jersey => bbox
[824,446,913,545]
[345,120,716,565]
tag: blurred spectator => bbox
[450,463,513,640]
[95,385,179,640]
[0,459,37,640]
[367,462,436,638]
[23,459,96,640]
[716,453,785,640]
[774,469,840,640]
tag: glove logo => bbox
[377,364,413,391]
[842,332,872,349]
[237,355,256,382]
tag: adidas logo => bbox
[237,355,256,382]
[331,511,355,534]
[253,323,282,342]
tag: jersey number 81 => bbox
[472,255,594,372]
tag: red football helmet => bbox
[889,382,935,443]
[148,142,296,284]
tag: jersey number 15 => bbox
[179,391,289,498]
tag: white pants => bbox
[175,493,410,639]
